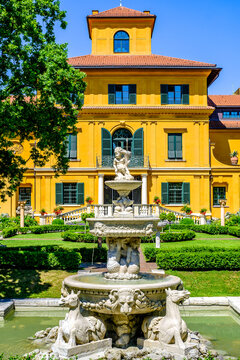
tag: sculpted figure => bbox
[54,289,106,348]
[106,239,121,274]
[127,238,140,275]
[113,147,133,180]
[142,288,190,349]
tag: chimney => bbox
[92,10,99,15]
[143,10,150,14]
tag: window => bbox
[161,85,189,105]
[213,187,226,206]
[114,31,129,53]
[161,182,190,205]
[19,187,31,205]
[55,183,84,205]
[112,128,132,151]
[65,134,77,159]
[223,111,239,118]
[168,134,182,159]
[108,85,136,105]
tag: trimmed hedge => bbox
[0,246,81,270]
[160,230,195,243]
[61,231,106,243]
[156,249,240,270]
[2,224,86,238]
[170,224,229,235]
[228,226,240,237]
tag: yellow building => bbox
[2,5,240,219]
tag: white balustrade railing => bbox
[34,205,207,225]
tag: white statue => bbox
[54,289,106,348]
[113,147,134,180]
[142,288,190,349]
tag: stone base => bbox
[143,339,198,356]
[52,338,112,358]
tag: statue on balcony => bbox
[113,147,134,181]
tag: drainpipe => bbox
[209,138,212,214]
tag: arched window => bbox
[112,128,132,152]
[114,31,129,53]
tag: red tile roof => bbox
[210,120,240,129]
[208,95,240,107]
[87,6,155,18]
[68,54,216,68]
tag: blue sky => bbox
[55,0,240,95]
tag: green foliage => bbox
[52,218,64,225]
[0,0,86,200]
[156,249,240,270]
[79,247,107,263]
[226,215,240,226]
[0,246,81,270]
[166,213,176,222]
[181,205,192,214]
[160,230,195,243]
[179,217,194,225]
[191,224,229,234]
[143,245,157,262]
[2,226,18,238]
[159,212,167,221]
[0,215,37,229]
[228,226,240,237]
[22,215,38,227]
[61,231,106,243]
[2,224,86,237]
[81,212,95,223]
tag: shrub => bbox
[61,231,106,243]
[143,245,157,262]
[79,246,107,262]
[179,218,194,225]
[170,224,192,230]
[81,212,95,223]
[191,224,229,234]
[2,226,18,238]
[166,213,176,222]
[2,224,86,238]
[156,249,240,270]
[52,218,64,225]
[160,230,195,243]
[226,215,240,227]
[159,212,167,221]
[0,247,81,270]
[228,226,240,237]
[23,215,38,227]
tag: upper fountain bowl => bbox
[105,180,142,197]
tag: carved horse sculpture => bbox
[55,289,106,347]
[142,288,190,349]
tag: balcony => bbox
[96,155,149,168]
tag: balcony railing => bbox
[96,155,149,168]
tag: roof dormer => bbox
[87,6,156,55]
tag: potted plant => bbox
[230,150,238,165]
[54,206,64,216]
[181,205,192,215]
[85,196,93,205]
[40,208,47,216]
[200,208,207,216]
[153,196,161,205]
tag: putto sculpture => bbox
[113,147,134,180]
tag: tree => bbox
[0,0,86,201]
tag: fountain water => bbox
[33,148,208,359]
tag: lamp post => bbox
[219,199,227,226]
[18,201,26,227]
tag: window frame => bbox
[114,31,130,53]
[108,84,136,105]
[168,133,183,160]
[65,134,77,160]
[213,186,226,206]
[19,187,31,206]
[161,84,189,105]
[161,182,190,205]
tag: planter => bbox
[230,156,238,165]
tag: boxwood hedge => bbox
[2,224,86,238]
[160,230,195,242]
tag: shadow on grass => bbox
[0,269,51,298]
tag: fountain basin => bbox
[105,180,142,197]
[62,272,182,315]
[88,217,159,237]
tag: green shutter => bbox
[175,134,182,159]
[108,84,115,104]
[168,134,175,159]
[129,84,136,104]
[182,182,190,204]
[69,134,77,159]
[64,135,70,158]
[55,183,63,205]
[161,85,168,105]
[101,128,112,156]
[182,85,189,104]
[132,128,143,156]
[77,183,84,204]
[161,183,169,204]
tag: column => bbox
[219,199,227,226]
[141,174,148,204]
[98,174,104,205]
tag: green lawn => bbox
[7,232,64,239]
[1,238,106,249]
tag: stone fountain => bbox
[34,147,207,359]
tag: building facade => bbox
[1,6,240,219]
